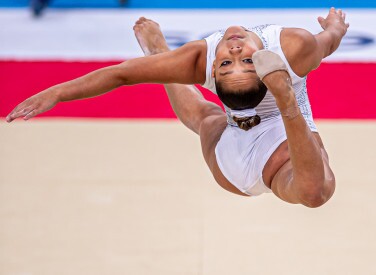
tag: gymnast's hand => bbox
[6,89,59,122]
[318,7,349,37]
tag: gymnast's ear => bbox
[211,60,216,78]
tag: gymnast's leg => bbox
[133,18,246,196]
[254,52,336,207]
[133,17,221,134]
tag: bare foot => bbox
[262,70,293,98]
[133,17,170,56]
[252,49,295,105]
[263,71,299,117]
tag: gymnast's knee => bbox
[299,178,336,208]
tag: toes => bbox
[135,17,159,26]
[133,17,160,32]
[135,17,149,24]
[136,17,146,23]
[134,17,145,27]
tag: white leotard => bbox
[202,25,318,196]
[203,24,317,132]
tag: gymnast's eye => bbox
[220,61,232,67]
[243,58,253,64]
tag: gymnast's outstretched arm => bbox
[6,40,207,122]
[282,7,349,77]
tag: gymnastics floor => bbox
[0,120,375,275]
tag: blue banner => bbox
[1,0,376,8]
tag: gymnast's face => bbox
[212,26,261,90]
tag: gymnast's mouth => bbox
[227,35,244,40]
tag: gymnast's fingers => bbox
[6,103,34,122]
[23,109,39,121]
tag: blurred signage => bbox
[1,9,376,61]
[164,31,375,52]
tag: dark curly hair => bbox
[215,78,267,110]
[215,78,267,130]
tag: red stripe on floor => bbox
[1,61,375,119]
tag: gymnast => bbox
[6,8,349,207]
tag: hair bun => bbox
[232,115,261,131]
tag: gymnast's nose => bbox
[230,46,242,54]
